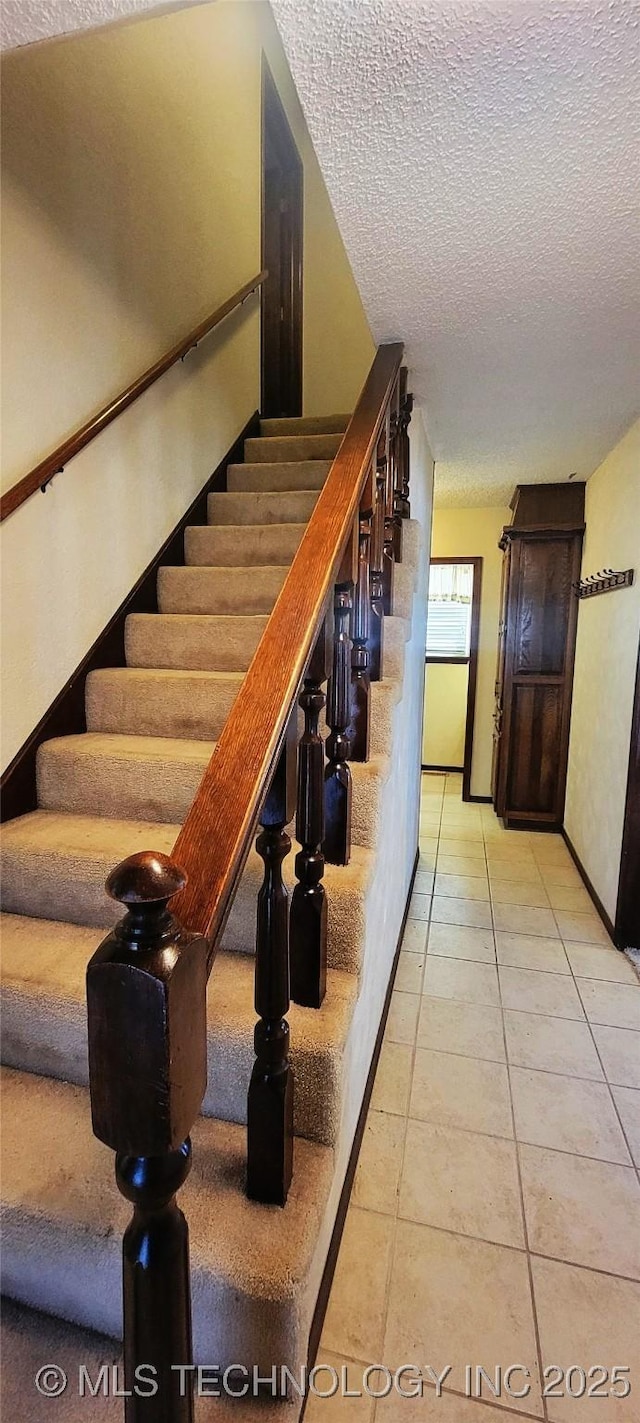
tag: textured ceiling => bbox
[271,0,640,506]
[0,0,202,51]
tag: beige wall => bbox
[422,662,468,768]
[565,420,640,922]
[0,1,373,771]
[430,506,510,798]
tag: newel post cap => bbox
[106,850,186,907]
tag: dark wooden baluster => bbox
[348,501,373,762]
[390,405,404,563]
[87,852,208,1423]
[369,454,386,682]
[382,410,396,617]
[247,727,297,1205]
[324,581,353,866]
[290,622,331,1009]
[397,369,413,521]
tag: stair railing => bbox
[86,342,412,1419]
[1,270,267,523]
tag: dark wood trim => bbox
[0,413,259,824]
[615,634,640,949]
[427,555,482,803]
[425,656,469,665]
[1,276,266,524]
[304,844,420,1395]
[467,794,492,804]
[261,60,303,418]
[422,763,464,773]
[562,829,617,945]
[171,343,403,941]
[499,521,586,549]
[463,559,482,803]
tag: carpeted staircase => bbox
[0,413,424,1413]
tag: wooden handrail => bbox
[171,341,404,947]
[0,270,267,524]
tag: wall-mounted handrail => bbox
[171,341,404,949]
[0,269,267,524]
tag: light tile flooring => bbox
[308,774,640,1423]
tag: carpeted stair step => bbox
[86,668,243,739]
[222,841,374,976]
[0,812,179,928]
[158,564,286,615]
[185,521,304,567]
[259,414,350,437]
[0,1068,334,1370]
[0,922,356,1145]
[380,614,410,680]
[393,559,417,620]
[208,490,318,525]
[36,733,213,821]
[37,731,389,835]
[244,433,342,464]
[227,461,331,493]
[0,812,375,973]
[125,613,268,671]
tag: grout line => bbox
[490,852,550,1423]
[388,1211,640,1284]
[571,974,640,1186]
[332,775,639,1396]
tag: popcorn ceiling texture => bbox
[271,0,640,506]
[0,0,196,51]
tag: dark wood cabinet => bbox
[492,483,585,830]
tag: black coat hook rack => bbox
[574,568,635,599]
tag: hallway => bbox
[309,774,640,1421]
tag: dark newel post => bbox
[86,852,208,1423]
[324,579,353,866]
[247,724,297,1205]
[290,621,331,1009]
[369,452,386,682]
[348,500,372,762]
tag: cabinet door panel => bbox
[506,683,564,815]
[514,539,574,676]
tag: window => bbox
[426,562,473,659]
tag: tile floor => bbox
[308,774,640,1423]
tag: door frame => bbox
[423,556,483,802]
[261,59,303,418]
[615,633,640,948]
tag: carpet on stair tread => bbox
[222,842,374,976]
[227,461,331,493]
[0,925,356,1144]
[0,1299,297,1423]
[0,811,179,927]
[85,667,244,740]
[207,491,318,526]
[36,732,214,821]
[37,731,390,835]
[0,1068,334,1370]
[259,413,350,437]
[125,612,269,671]
[185,523,305,567]
[158,564,286,615]
[244,433,342,464]
[0,808,375,958]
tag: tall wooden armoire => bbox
[492,483,585,830]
